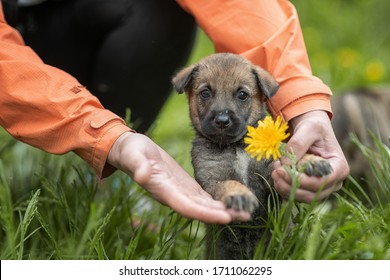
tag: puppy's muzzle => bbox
[201,110,246,145]
[214,112,231,129]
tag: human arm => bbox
[0,4,242,223]
[0,4,129,177]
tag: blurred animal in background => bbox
[331,86,390,185]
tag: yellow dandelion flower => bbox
[244,116,290,161]
[365,59,385,82]
[337,48,359,68]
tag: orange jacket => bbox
[0,2,131,178]
[0,0,331,178]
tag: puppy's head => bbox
[172,53,278,145]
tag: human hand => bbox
[272,110,350,203]
[108,132,250,223]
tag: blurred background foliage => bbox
[294,0,390,90]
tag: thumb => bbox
[282,124,318,164]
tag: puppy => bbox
[172,53,332,259]
[331,87,390,181]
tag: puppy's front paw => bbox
[213,180,259,214]
[300,154,333,177]
[223,193,259,214]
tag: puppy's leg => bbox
[299,154,333,177]
[210,180,259,214]
[205,180,262,259]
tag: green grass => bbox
[1,0,390,260]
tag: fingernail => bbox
[275,169,284,178]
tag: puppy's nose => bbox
[215,112,231,128]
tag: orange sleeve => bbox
[0,4,132,178]
[176,0,332,121]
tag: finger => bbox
[326,156,350,186]
[297,173,339,193]
[169,195,233,224]
[272,168,292,200]
[297,156,348,193]
[272,159,282,170]
[167,182,251,222]
[274,153,347,190]
[167,190,251,224]
[283,126,319,164]
[291,186,339,203]
[191,193,229,211]
[226,209,251,222]
[294,182,341,203]
[272,167,342,203]
[150,176,231,224]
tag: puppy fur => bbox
[172,53,331,259]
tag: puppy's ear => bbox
[172,65,199,94]
[252,66,279,99]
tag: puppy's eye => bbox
[237,90,249,101]
[200,88,212,100]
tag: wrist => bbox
[107,131,136,169]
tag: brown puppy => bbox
[331,87,390,181]
[172,53,332,259]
